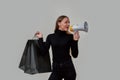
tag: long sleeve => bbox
[70,35,79,58]
[38,35,51,56]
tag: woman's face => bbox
[58,17,70,31]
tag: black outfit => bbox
[38,29,79,80]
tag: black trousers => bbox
[48,59,76,80]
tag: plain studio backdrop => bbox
[0,0,119,80]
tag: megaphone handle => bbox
[73,31,78,33]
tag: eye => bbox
[65,21,70,23]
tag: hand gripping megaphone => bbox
[69,21,88,33]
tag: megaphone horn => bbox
[69,21,88,33]
[83,21,88,32]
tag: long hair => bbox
[54,15,69,32]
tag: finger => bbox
[35,31,41,35]
[75,32,78,36]
[75,31,79,35]
[74,31,77,34]
[35,32,39,35]
[76,31,79,36]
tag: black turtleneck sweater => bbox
[38,29,78,63]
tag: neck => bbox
[58,28,65,31]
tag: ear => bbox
[58,22,61,26]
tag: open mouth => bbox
[66,27,69,30]
[66,26,69,29]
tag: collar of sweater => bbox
[55,29,67,36]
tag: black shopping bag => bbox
[19,39,51,75]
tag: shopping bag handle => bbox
[32,35,38,40]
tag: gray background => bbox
[0,0,120,80]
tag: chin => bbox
[64,28,68,31]
[64,29,68,31]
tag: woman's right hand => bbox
[35,31,43,38]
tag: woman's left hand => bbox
[73,31,80,41]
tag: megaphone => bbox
[69,21,88,33]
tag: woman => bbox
[35,15,80,80]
